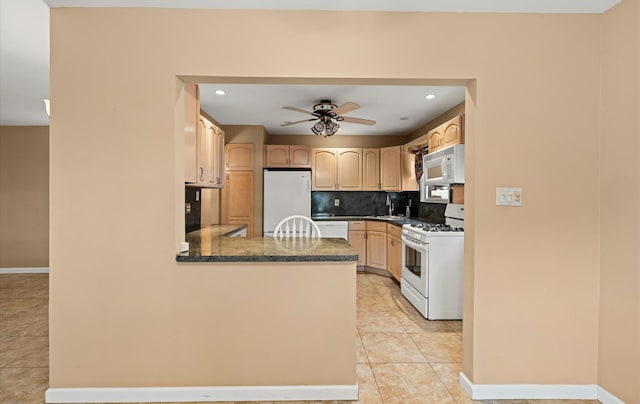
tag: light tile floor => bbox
[0,273,600,404]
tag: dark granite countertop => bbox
[177,225,358,263]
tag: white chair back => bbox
[273,215,322,239]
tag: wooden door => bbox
[311,148,337,190]
[441,115,464,148]
[213,127,225,188]
[225,144,254,171]
[222,171,254,237]
[401,146,418,191]
[348,230,367,266]
[196,115,208,184]
[380,146,401,191]
[289,145,312,168]
[265,145,290,167]
[362,148,380,191]
[427,127,443,153]
[386,234,402,281]
[366,230,387,270]
[205,122,216,186]
[184,84,198,183]
[337,148,362,191]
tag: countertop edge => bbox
[176,254,359,263]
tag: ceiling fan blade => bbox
[341,116,376,126]
[332,102,360,116]
[283,106,314,115]
[280,118,317,127]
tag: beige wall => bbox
[50,8,604,389]
[598,0,640,402]
[0,126,49,268]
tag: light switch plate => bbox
[496,187,522,206]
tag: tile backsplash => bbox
[311,191,447,223]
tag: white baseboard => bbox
[598,385,626,404]
[0,267,49,274]
[45,384,358,403]
[459,372,613,401]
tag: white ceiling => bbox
[199,84,465,136]
[0,0,622,127]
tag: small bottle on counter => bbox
[405,205,410,217]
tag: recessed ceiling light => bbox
[215,90,226,95]
[425,94,436,100]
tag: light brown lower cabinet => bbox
[386,224,403,281]
[348,221,367,267]
[365,221,387,270]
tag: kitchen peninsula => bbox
[171,225,359,402]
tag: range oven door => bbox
[401,235,428,297]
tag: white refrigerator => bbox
[263,169,311,237]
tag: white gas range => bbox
[400,204,464,320]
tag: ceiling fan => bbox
[281,100,376,136]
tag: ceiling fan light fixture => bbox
[311,121,325,136]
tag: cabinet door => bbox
[337,148,362,191]
[196,116,208,184]
[205,122,216,186]
[362,148,380,191]
[441,115,464,148]
[380,146,401,191]
[184,84,198,183]
[387,234,402,281]
[366,231,387,270]
[289,145,312,168]
[265,145,290,168]
[225,144,254,171]
[222,171,254,237]
[213,127,225,188]
[348,230,367,266]
[312,148,337,190]
[401,146,418,191]
[427,127,443,153]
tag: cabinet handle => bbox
[200,167,204,180]
[226,162,230,168]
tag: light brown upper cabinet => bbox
[427,127,443,153]
[184,84,225,188]
[440,115,464,149]
[427,115,464,154]
[311,148,338,190]
[401,146,418,191]
[362,148,380,191]
[184,84,198,184]
[312,148,362,190]
[225,144,254,171]
[380,146,401,191]
[337,148,363,191]
[264,145,311,168]
[195,114,225,188]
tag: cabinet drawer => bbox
[349,221,366,231]
[366,221,387,232]
[387,223,402,238]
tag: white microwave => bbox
[422,144,465,185]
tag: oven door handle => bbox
[402,236,426,250]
